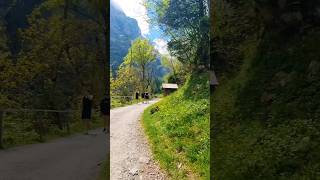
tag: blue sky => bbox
[112,0,169,55]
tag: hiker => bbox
[100,96,110,133]
[135,91,139,100]
[145,92,149,104]
[82,94,93,135]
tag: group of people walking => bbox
[81,94,109,135]
[81,91,152,134]
[135,91,151,103]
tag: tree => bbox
[161,55,181,82]
[15,0,106,128]
[111,64,140,96]
[123,38,156,91]
[145,0,210,69]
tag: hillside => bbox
[143,73,209,179]
[110,2,141,72]
[211,1,320,179]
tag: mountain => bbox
[110,2,141,72]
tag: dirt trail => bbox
[110,100,166,180]
[0,129,107,180]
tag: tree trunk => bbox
[170,57,178,83]
[142,65,145,91]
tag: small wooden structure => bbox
[162,83,178,96]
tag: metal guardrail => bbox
[0,109,76,149]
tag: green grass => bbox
[98,157,109,180]
[111,98,142,109]
[2,111,104,148]
[142,73,209,179]
[212,32,320,179]
[111,94,163,109]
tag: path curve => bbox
[0,129,107,180]
[111,100,166,180]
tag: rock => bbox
[129,168,139,175]
[139,157,150,164]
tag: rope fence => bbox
[0,109,77,149]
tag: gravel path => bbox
[0,129,107,180]
[110,100,167,180]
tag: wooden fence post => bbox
[66,115,70,135]
[36,115,44,142]
[0,111,4,149]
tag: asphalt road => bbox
[0,129,107,180]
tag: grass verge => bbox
[2,111,104,149]
[98,158,109,180]
[142,73,209,179]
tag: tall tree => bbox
[123,38,156,91]
[145,0,210,69]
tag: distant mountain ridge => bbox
[110,2,141,72]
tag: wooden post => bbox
[37,115,44,142]
[0,111,4,149]
[65,112,70,135]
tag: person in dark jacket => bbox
[82,94,93,135]
[100,96,110,133]
[135,91,140,100]
[145,92,149,103]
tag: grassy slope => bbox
[212,32,320,179]
[142,73,209,179]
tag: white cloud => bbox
[153,38,169,55]
[112,0,150,36]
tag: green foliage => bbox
[212,1,320,178]
[111,98,143,109]
[111,38,159,98]
[146,0,210,69]
[143,73,209,179]
[2,111,103,148]
[160,55,186,84]
[124,38,156,66]
[0,0,107,147]
[98,160,109,180]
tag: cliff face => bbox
[110,3,141,72]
